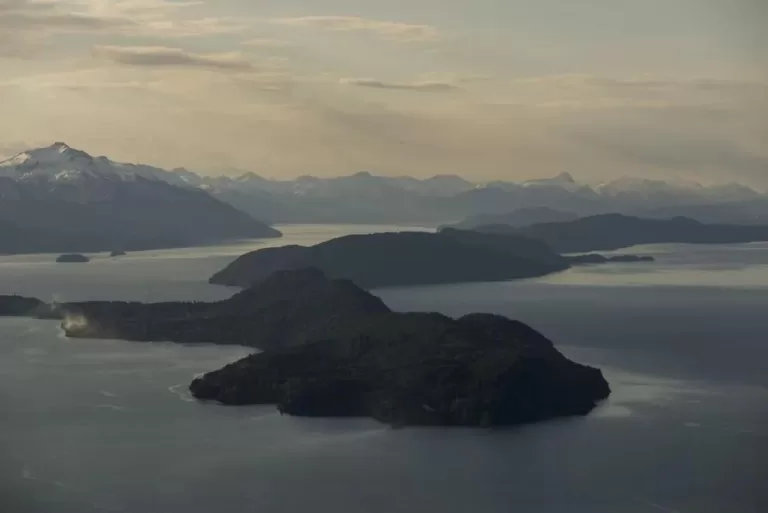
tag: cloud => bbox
[73,0,245,36]
[563,115,768,184]
[270,16,439,42]
[1,64,294,98]
[1,12,125,31]
[0,0,129,32]
[0,0,243,55]
[92,45,254,71]
[491,75,768,111]
[340,77,458,92]
[241,38,294,48]
[132,17,245,38]
[0,0,126,55]
[508,74,768,92]
[3,36,767,188]
[73,0,202,17]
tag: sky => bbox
[0,0,766,186]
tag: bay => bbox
[1,226,765,513]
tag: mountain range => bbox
[472,214,768,253]
[446,207,581,230]
[3,143,768,245]
[191,167,768,226]
[0,143,279,255]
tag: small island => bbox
[56,253,90,263]
[110,250,127,258]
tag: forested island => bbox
[209,228,653,289]
[0,269,611,427]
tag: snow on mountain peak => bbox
[0,143,174,186]
[0,143,210,189]
[0,142,100,182]
[37,141,82,157]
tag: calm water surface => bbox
[1,226,766,513]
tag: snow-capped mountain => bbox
[0,142,100,182]
[0,143,279,255]
[0,142,202,188]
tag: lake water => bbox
[1,225,766,513]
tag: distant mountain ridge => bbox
[444,207,580,230]
[472,214,768,253]
[196,169,767,225]
[4,142,768,227]
[0,143,280,255]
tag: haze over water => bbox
[1,225,766,513]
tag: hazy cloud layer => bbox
[340,78,458,92]
[0,1,765,186]
[270,16,439,42]
[0,0,242,54]
[0,0,127,54]
[241,38,294,48]
[93,46,254,71]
